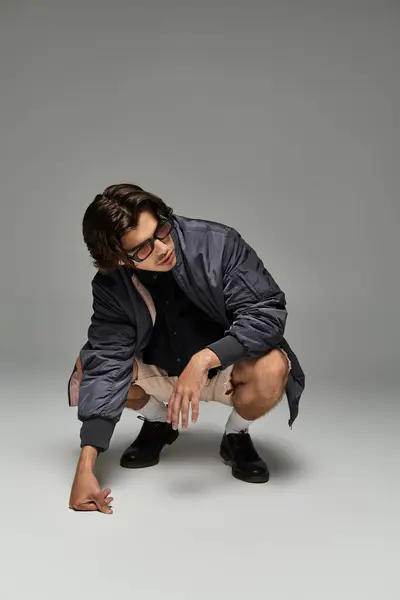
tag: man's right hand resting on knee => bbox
[69,446,113,514]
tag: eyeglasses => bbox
[124,213,174,263]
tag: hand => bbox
[167,349,220,430]
[69,447,113,514]
[69,470,113,514]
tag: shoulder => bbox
[173,215,246,270]
[173,214,241,248]
[90,265,132,299]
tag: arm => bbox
[70,276,136,513]
[206,227,287,367]
[167,228,287,430]
[78,275,137,452]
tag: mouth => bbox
[158,249,174,266]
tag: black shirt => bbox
[135,269,226,378]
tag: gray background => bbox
[0,1,399,599]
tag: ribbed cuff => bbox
[80,418,116,453]
[206,335,247,369]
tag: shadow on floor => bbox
[92,426,307,487]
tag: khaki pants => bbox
[68,349,291,408]
[132,355,236,406]
[131,348,291,406]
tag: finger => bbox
[95,494,113,514]
[105,497,114,504]
[102,488,112,498]
[84,502,99,511]
[181,392,190,429]
[191,392,200,423]
[171,391,182,430]
[166,390,176,423]
[69,501,98,512]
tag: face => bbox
[119,210,177,272]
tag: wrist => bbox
[194,348,221,370]
[77,446,98,472]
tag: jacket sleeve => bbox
[207,228,287,367]
[77,276,137,452]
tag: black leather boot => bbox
[120,417,179,468]
[220,431,269,483]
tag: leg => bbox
[125,361,150,411]
[230,348,290,420]
[125,360,168,420]
[70,355,178,469]
[120,359,179,469]
[219,349,290,483]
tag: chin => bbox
[159,260,175,272]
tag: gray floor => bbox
[1,373,398,600]
[1,1,399,598]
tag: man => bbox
[68,184,305,514]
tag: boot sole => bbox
[220,451,270,484]
[120,456,160,469]
[120,429,179,469]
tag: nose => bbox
[154,239,169,255]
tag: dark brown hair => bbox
[82,183,172,273]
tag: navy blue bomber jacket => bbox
[68,215,306,451]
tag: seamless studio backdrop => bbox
[0,1,399,600]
